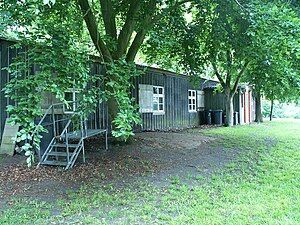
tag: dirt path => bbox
[0,126,243,207]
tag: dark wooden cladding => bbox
[0,39,18,142]
[131,69,207,131]
[204,88,240,112]
[0,37,220,142]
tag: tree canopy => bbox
[143,0,300,125]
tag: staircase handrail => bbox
[31,101,79,138]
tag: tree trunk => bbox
[269,99,274,121]
[107,97,118,128]
[255,90,263,123]
[225,90,234,127]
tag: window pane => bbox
[159,97,163,103]
[189,99,191,104]
[192,91,195,96]
[159,88,163,94]
[192,99,196,104]
[153,87,158,94]
[65,92,73,102]
[159,104,163,110]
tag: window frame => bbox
[188,89,197,113]
[153,86,165,115]
[63,89,79,114]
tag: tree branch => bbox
[115,0,141,59]
[125,0,156,62]
[100,0,117,40]
[225,50,232,86]
[231,60,250,95]
[126,30,147,62]
[211,60,226,89]
[78,0,112,62]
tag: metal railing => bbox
[31,100,108,162]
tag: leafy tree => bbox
[246,0,300,122]
[144,0,252,126]
[144,0,300,126]
[1,0,191,164]
[2,0,191,134]
[75,0,191,125]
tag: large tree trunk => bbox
[255,90,263,123]
[107,97,118,128]
[269,99,274,121]
[225,90,234,127]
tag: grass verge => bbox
[1,120,299,224]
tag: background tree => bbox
[246,0,300,122]
[144,0,300,125]
[144,0,253,126]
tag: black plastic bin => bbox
[199,110,206,125]
[211,110,223,125]
[205,110,212,125]
[222,112,226,125]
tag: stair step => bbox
[41,160,68,167]
[47,152,74,157]
[51,143,79,148]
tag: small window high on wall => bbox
[153,86,165,114]
[188,90,197,112]
[63,89,79,114]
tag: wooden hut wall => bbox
[1,37,220,140]
[204,89,226,110]
[131,69,201,131]
[0,39,19,142]
[204,88,240,112]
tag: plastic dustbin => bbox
[211,110,223,125]
[199,110,206,125]
[222,112,227,125]
[205,110,212,125]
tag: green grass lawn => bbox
[1,120,300,225]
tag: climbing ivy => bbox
[4,36,92,166]
[105,60,142,141]
[2,0,143,166]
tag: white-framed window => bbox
[63,89,79,114]
[188,90,197,112]
[153,86,165,114]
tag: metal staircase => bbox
[37,119,84,169]
[33,101,108,170]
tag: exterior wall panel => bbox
[133,69,202,131]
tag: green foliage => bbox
[1,0,146,167]
[262,100,285,118]
[1,0,93,166]
[246,0,300,103]
[105,60,142,141]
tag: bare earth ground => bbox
[0,125,243,208]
